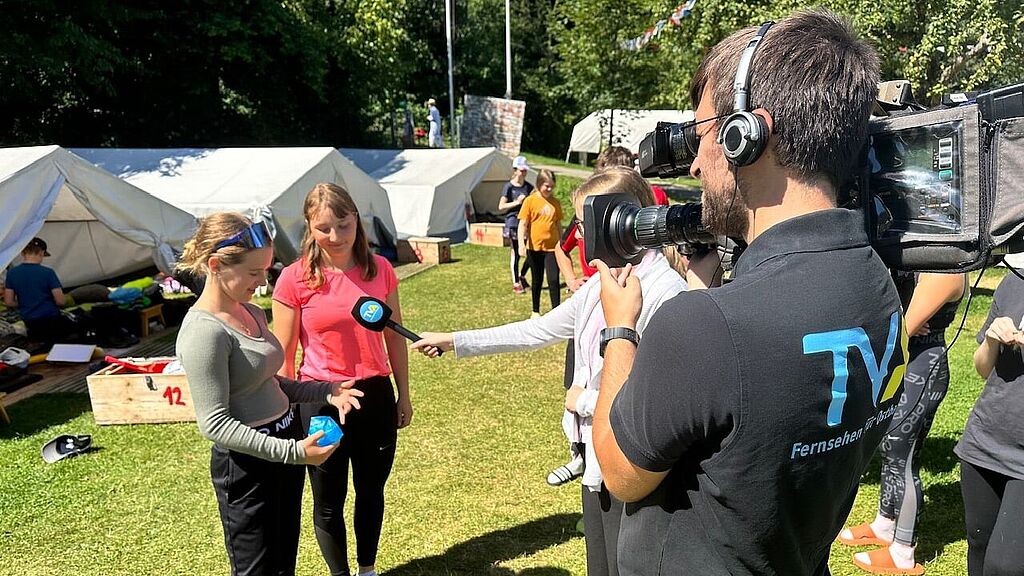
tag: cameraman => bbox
[591,9,907,576]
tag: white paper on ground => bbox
[46,344,96,363]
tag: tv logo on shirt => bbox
[802,311,908,427]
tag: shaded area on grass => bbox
[385,513,578,576]
[917,480,966,561]
[0,393,91,439]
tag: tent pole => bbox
[445,0,457,147]
[504,0,512,99]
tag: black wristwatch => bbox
[599,327,640,357]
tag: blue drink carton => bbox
[308,415,343,447]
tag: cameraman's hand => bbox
[301,432,339,467]
[591,259,641,329]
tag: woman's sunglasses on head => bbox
[216,221,273,250]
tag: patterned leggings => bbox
[878,337,949,546]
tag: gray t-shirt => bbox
[176,302,331,464]
[955,272,1024,479]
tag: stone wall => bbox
[460,95,526,157]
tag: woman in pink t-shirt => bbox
[272,183,411,576]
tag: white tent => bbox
[566,109,695,160]
[73,147,398,264]
[0,146,197,287]
[339,147,512,242]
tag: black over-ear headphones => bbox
[718,21,775,167]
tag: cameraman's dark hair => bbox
[595,146,635,171]
[689,8,880,191]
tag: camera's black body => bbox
[589,82,1024,272]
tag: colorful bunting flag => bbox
[621,0,698,51]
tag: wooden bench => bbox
[138,304,166,337]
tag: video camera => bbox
[587,81,1024,272]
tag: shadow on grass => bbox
[385,513,578,576]
[969,287,994,298]
[859,435,961,486]
[917,480,965,561]
[0,393,92,439]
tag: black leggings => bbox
[878,337,949,545]
[210,407,305,576]
[581,478,623,576]
[299,377,397,576]
[508,230,530,285]
[526,249,560,314]
[960,459,1024,576]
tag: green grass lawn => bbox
[0,244,1003,575]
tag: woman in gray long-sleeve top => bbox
[174,213,362,576]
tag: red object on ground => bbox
[103,356,172,374]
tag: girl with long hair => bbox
[272,183,411,576]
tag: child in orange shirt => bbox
[517,169,562,317]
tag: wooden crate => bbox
[469,223,509,247]
[397,237,451,264]
[86,358,196,425]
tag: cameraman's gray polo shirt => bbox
[611,209,905,576]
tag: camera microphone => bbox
[351,296,442,355]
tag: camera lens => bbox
[584,194,717,267]
[638,121,700,178]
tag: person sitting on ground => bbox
[2,238,79,346]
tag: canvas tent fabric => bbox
[339,147,511,242]
[566,109,695,160]
[73,147,398,264]
[0,146,197,287]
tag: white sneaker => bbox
[546,454,585,486]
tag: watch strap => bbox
[600,326,640,357]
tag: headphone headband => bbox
[719,20,775,167]
[732,21,775,112]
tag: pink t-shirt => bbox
[273,254,399,382]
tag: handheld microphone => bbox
[351,296,442,355]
